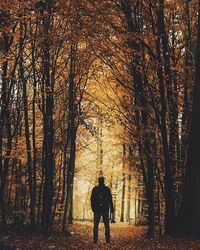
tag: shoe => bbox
[94,239,97,244]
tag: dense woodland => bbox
[1,0,200,240]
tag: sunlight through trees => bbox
[0,0,200,240]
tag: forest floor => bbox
[1,222,200,250]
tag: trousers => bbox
[93,212,110,242]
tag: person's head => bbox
[98,176,105,185]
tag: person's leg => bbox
[93,212,101,243]
[102,212,110,243]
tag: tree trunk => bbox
[0,33,9,224]
[126,173,131,222]
[15,161,23,224]
[19,22,35,228]
[30,19,38,227]
[175,0,200,236]
[62,44,77,231]
[156,0,175,233]
[120,172,126,222]
[41,1,54,232]
[121,0,155,235]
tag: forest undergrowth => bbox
[0,223,200,250]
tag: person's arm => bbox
[90,187,96,212]
[108,188,114,213]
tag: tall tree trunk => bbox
[180,0,194,190]
[121,0,155,235]
[120,173,126,222]
[62,44,77,230]
[30,19,38,227]
[19,22,35,228]
[126,173,131,222]
[1,110,12,224]
[41,0,54,232]
[176,0,200,236]
[15,161,23,224]
[156,0,175,233]
[120,147,126,223]
[0,33,9,224]
[113,177,118,220]
[63,129,77,229]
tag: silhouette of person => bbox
[91,176,114,244]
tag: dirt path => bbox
[1,223,200,249]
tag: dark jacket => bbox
[91,184,114,214]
